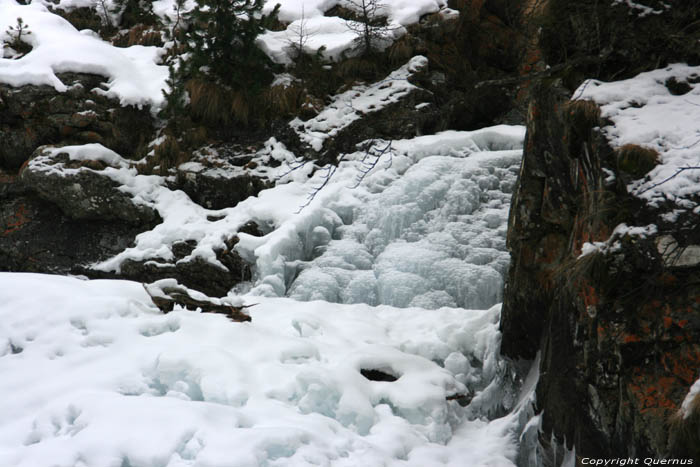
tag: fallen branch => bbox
[142,281,253,322]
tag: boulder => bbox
[104,238,252,298]
[175,145,273,210]
[20,146,158,224]
[0,73,153,170]
[0,192,144,274]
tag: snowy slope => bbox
[576,64,700,212]
[0,0,451,106]
[0,273,528,467]
[0,0,168,108]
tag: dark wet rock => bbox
[308,86,439,165]
[176,169,271,210]
[49,7,103,35]
[175,146,273,210]
[360,368,398,382]
[237,220,264,237]
[0,73,153,170]
[20,146,158,224]
[501,80,700,458]
[114,250,251,298]
[0,193,143,274]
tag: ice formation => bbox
[285,150,520,309]
[0,273,531,467]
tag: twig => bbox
[295,139,393,212]
[475,49,612,90]
[351,140,393,188]
[636,166,700,195]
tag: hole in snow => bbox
[10,341,23,354]
[360,368,399,382]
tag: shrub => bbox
[184,0,279,95]
[3,17,32,57]
[616,144,659,179]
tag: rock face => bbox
[111,236,252,298]
[21,146,158,223]
[175,145,274,210]
[0,176,144,275]
[0,73,153,170]
[501,81,700,459]
[501,1,700,461]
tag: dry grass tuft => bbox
[564,99,601,131]
[264,82,305,117]
[152,135,188,174]
[337,56,380,80]
[616,144,659,179]
[387,36,415,65]
[669,391,700,457]
[186,79,235,126]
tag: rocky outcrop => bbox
[501,81,700,459]
[500,1,700,461]
[0,173,144,274]
[175,145,274,210]
[0,73,153,170]
[88,236,254,298]
[20,146,158,223]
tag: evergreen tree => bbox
[184,0,279,95]
[160,57,188,122]
[112,0,156,28]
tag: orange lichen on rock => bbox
[581,283,600,308]
[2,204,30,236]
[622,333,642,344]
[629,376,679,414]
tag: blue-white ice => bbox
[286,153,519,309]
[0,126,542,467]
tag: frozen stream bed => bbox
[0,126,541,466]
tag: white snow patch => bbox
[47,143,132,168]
[578,223,657,258]
[611,0,669,17]
[680,378,700,419]
[574,64,700,210]
[0,0,168,109]
[0,272,524,467]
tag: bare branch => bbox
[351,140,394,188]
[295,139,394,213]
[475,49,612,90]
[636,166,700,195]
[275,156,310,182]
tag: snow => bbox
[0,0,450,110]
[611,0,669,17]
[0,273,529,466]
[258,0,451,63]
[0,0,168,109]
[70,124,520,313]
[578,223,657,258]
[574,64,700,211]
[265,0,447,25]
[680,378,700,419]
[48,143,132,168]
[258,16,363,64]
[285,148,521,309]
[291,56,429,151]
